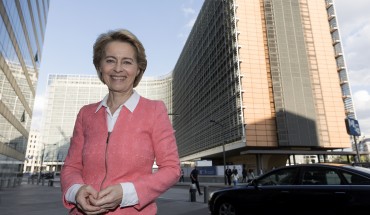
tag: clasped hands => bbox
[75,184,123,215]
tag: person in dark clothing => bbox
[190,166,203,195]
[232,166,238,176]
[242,166,247,183]
[179,168,184,182]
[225,166,232,186]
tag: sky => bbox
[32,0,370,137]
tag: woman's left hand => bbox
[89,184,123,210]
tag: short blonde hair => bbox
[93,29,147,87]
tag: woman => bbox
[60,29,180,215]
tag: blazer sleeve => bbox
[60,107,86,209]
[133,101,181,209]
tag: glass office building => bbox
[173,0,355,170]
[0,0,49,185]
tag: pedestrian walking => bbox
[225,166,232,186]
[241,166,247,183]
[190,166,203,195]
[179,168,185,182]
[231,172,239,186]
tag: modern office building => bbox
[39,74,173,171]
[41,74,107,172]
[0,0,49,185]
[135,73,172,112]
[173,0,356,172]
[135,73,174,120]
[23,129,41,174]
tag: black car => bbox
[208,163,370,215]
[41,172,54,179]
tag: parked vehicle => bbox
[208,163,370,215]
[41,172,54,179]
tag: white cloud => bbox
[353,90,370,135]
[186,17,197,28]
[182,7,196,17]
[348,68,370,87]
[335,0,370,136]
[343,24,370,71]
[31,94,46,131]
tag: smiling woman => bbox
[60,29,181,215]
[31,0,204,132]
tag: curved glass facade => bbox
[135,73,173,115]
[0,0,49,184]
[34,74,173,173]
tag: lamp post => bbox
[210,119,227,185]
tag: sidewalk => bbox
[0,180,229,215]
[0,184,65,215]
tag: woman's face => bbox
[100,41,140,93]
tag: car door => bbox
[250,167,299,214]
[342,171,370,213]
[291,166,351,214]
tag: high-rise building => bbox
[41,74,107,172]
[40,74,173,171]
[173,0,355,171]
[23,129,42,174]
[0,0,49,184]
[135,73,174,120]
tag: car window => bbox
[257,168,298,186]
[301,169,341,185]
[342,172,370,185]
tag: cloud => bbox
[182,7,196,17]
[185,17,197,28]
[342,23,370,72]
[335,0,370,136]
[348,68,370,87]
[352,90,370,135]
[31,94,46,131]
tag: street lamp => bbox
[210,119,227,185]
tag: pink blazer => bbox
[61,97,181,214]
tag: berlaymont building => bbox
[0,0,49,186]
[172,0,357,173]
[27,73,173,173]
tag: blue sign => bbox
[197,166,217,175]
[345,118,361,136]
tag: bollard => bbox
[189,184,196,202]
[42,178,45,186]
[203,186,209,203]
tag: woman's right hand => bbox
[76,185,108,214]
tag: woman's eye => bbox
[106,59,115,63]
[123,60,132,65]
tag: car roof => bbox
[278,163,370,175]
